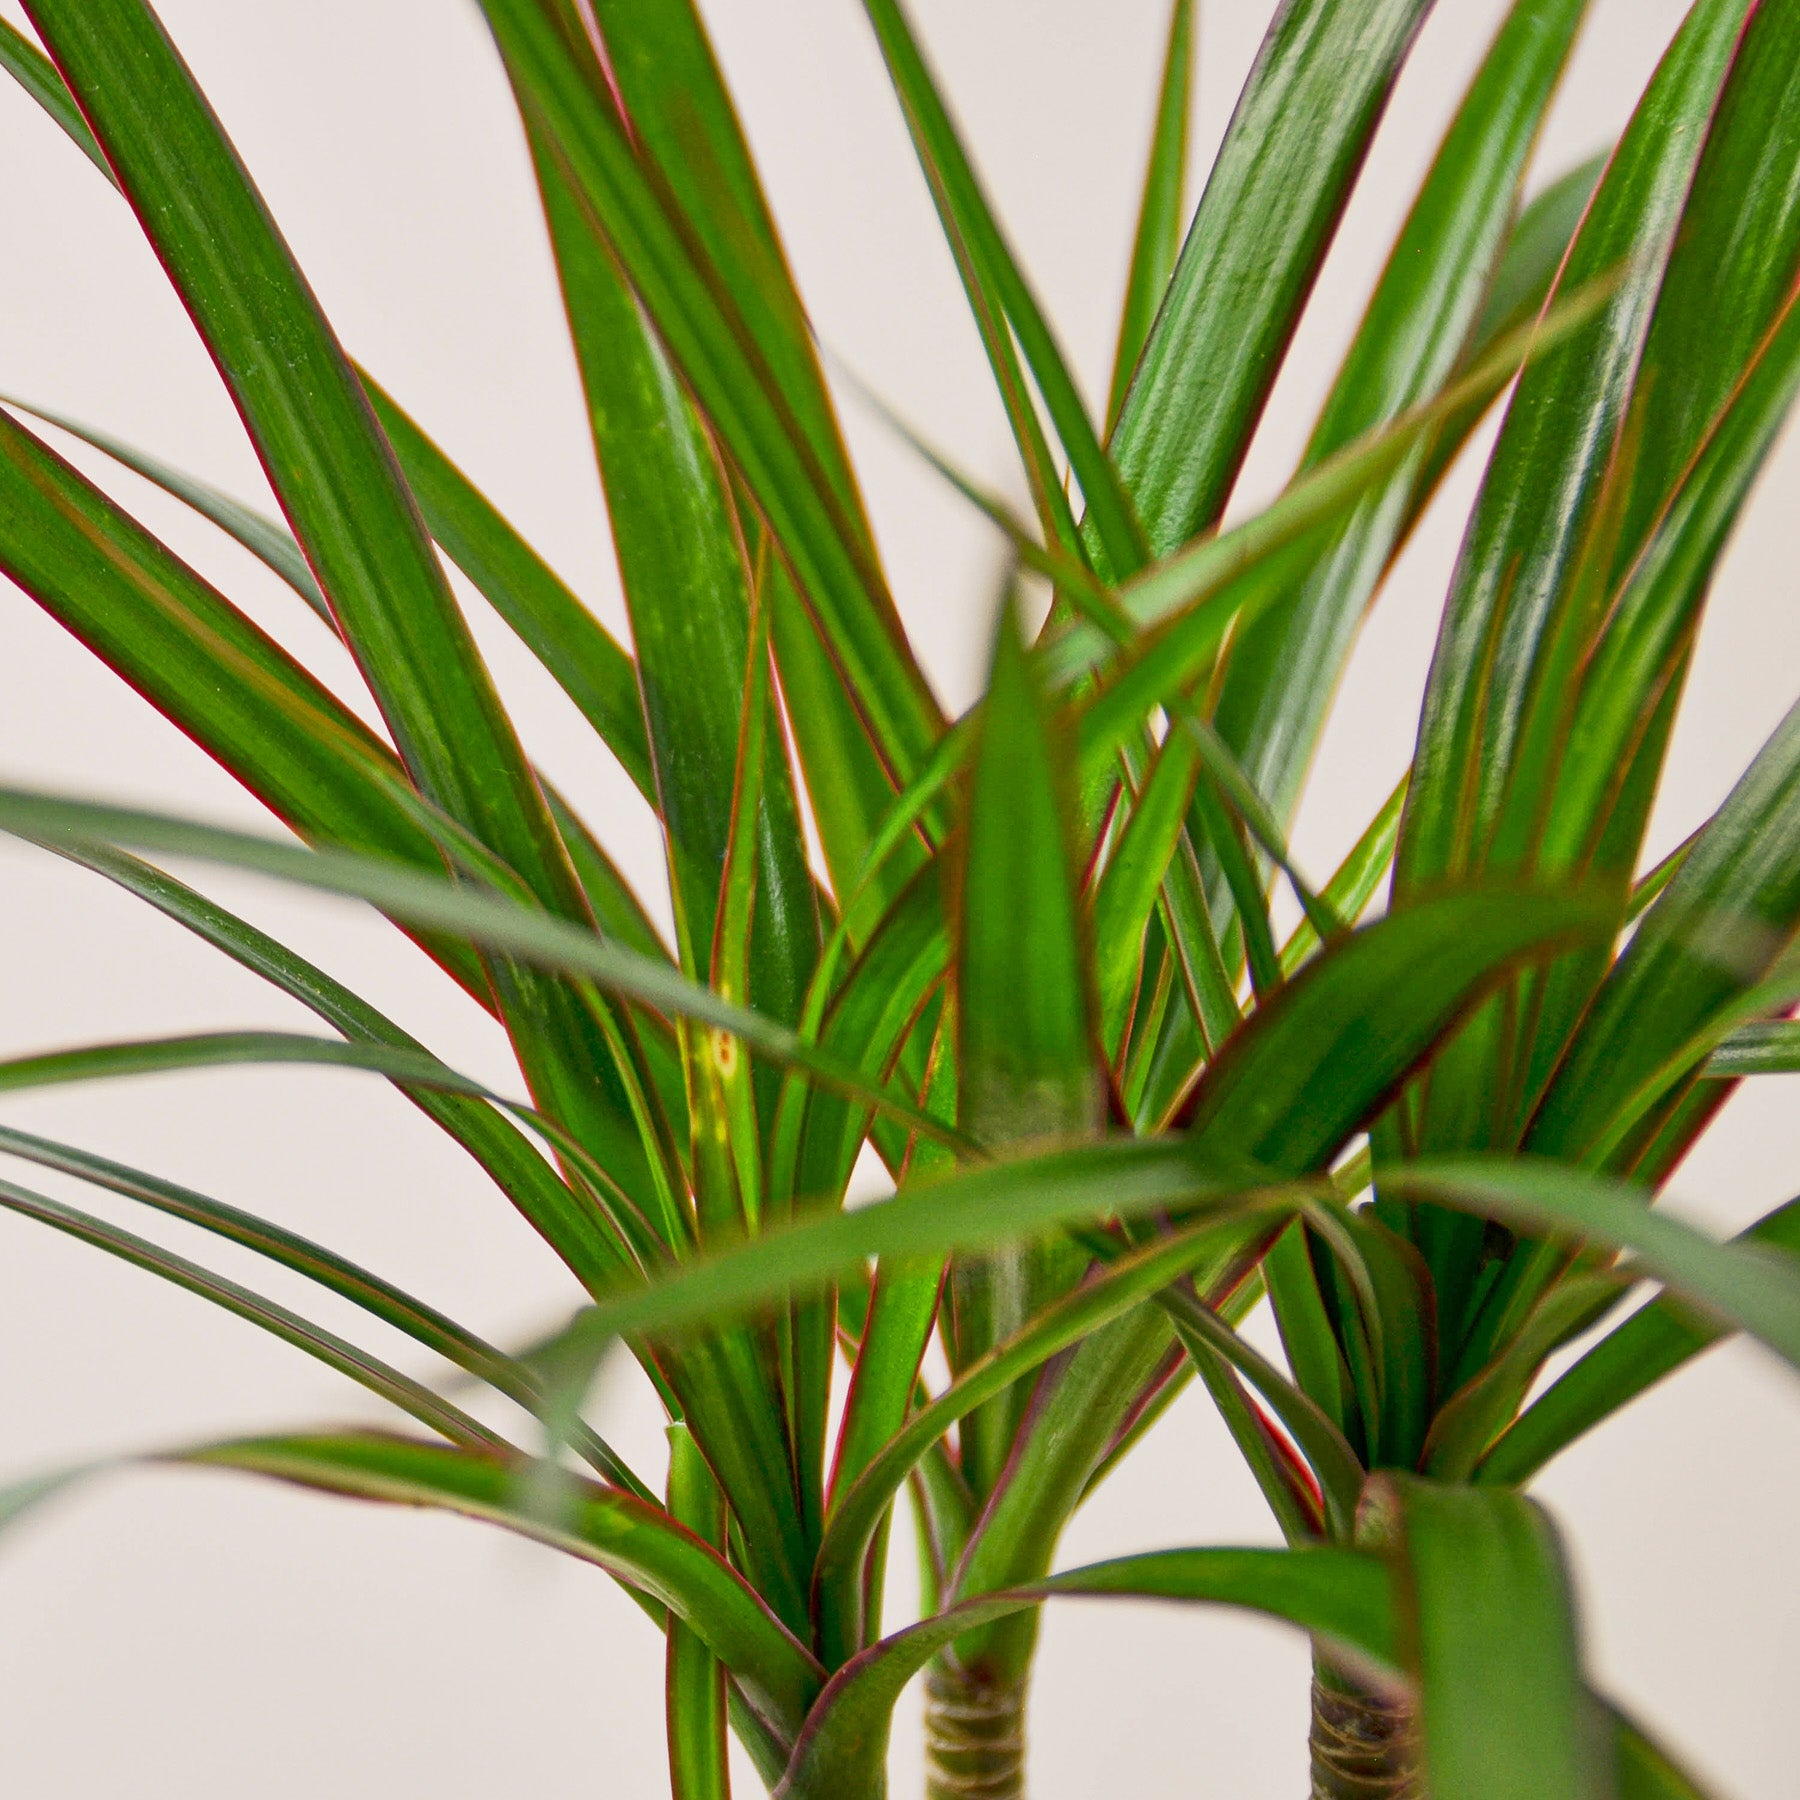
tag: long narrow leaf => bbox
[1106,0,1193,434]
[26,0,660,1201]
[0,1179,508,1451]
[1378,1477,1595,1800]
[1108,0,1435,554]
[0,789,958,1151]
[778,1545,1399,1798]
[1479,1194,1800,1484]
[189,1431,824,1749]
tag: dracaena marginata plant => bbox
[1,0,1799,1796]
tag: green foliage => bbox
[2,0,1797,1794]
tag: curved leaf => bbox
[777,1545,1398,1798]
[1,391,329,619]
[1479,1194,1800,1484]
[0,1178,507,1451]
[0,788,956,1151]
[0,16,105,175]
[1529,698,1800,1169]
[58,842,636,1293]
[813,1208,1278,1665]
[188,1431,824,1749]
[1108,0,1435,556]
[25,0,662,1203]
[480,0,943,806]
[1382,1158,1800,1375]
[1213,0,1593,849]
[0,1119,648,1495]
[1394,0,1756,901]
[1375,1476,1595,1800]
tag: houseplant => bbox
[0,0,1798,1795]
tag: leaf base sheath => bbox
[925,1661,1027,1800]
[1309,1673,1420,1800]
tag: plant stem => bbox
[1308,1664,1421,1800]
[924,1659,1028,1800]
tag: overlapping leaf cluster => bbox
[1,1,1798,1796]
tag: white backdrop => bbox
[0,1,1795,1794]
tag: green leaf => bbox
[951,608,1103,1497]
[543,786,676,969]
[1131,1245,1367,1539]
[1,392,330,620]
[1181,1336,1324,1545]
[1184,891,1604,1174]
[0,788,957,1152]
[1708,1019,1800,1075]
[531,139,824,1573]
[1146,816,1244,1086]
[26,0,661,1197]
[1394,0,1757,902]
[0,1030,679,1264]
[1493,4,1800,1129]
[664,1423,730,1800]
[859,0,1147,577]
[814,1207,1280,1666]
[566,0,876,582]
[0,407,491,1004]
[1280,773,1408,977]
[358,373,655,801]
[1262,1221,1352,1440]
[0,16,105,176]
[772,863,949,1214]
[1422,1272,1624,1481]
[1529,697,1800,1170]
[0,1461,93,1537]
[821,1254,945,1630]
[1211,0,1592,851]
[189,1431,824,1751]
[481,0,943,812]
[1092,724,1205,1058]
[1479,1194,1800,1485]
[945,1305,1184,1685]
[1376,1477,1595,1800]
[1471,156,1607,351]
[959,610,1100,1142]
[0,1119,648,1495]
[1107,0,1193,435]
[777,1545,1399,1799]
[829,358,1126,637]
[1606,1701,1723,1800]
[530,137,816,1032]
[24,0,570,910]
[0,1177,509,1451]
[0,1028,518,1101]
[1108,0,1435,556]
[1390,149,1608,528]
[539,1143,1288,1377]
[1385,0,1800,1264]
[1382,1158,1800,1375]
[57,842,638,1294]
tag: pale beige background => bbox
[0,1,1795,1794]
